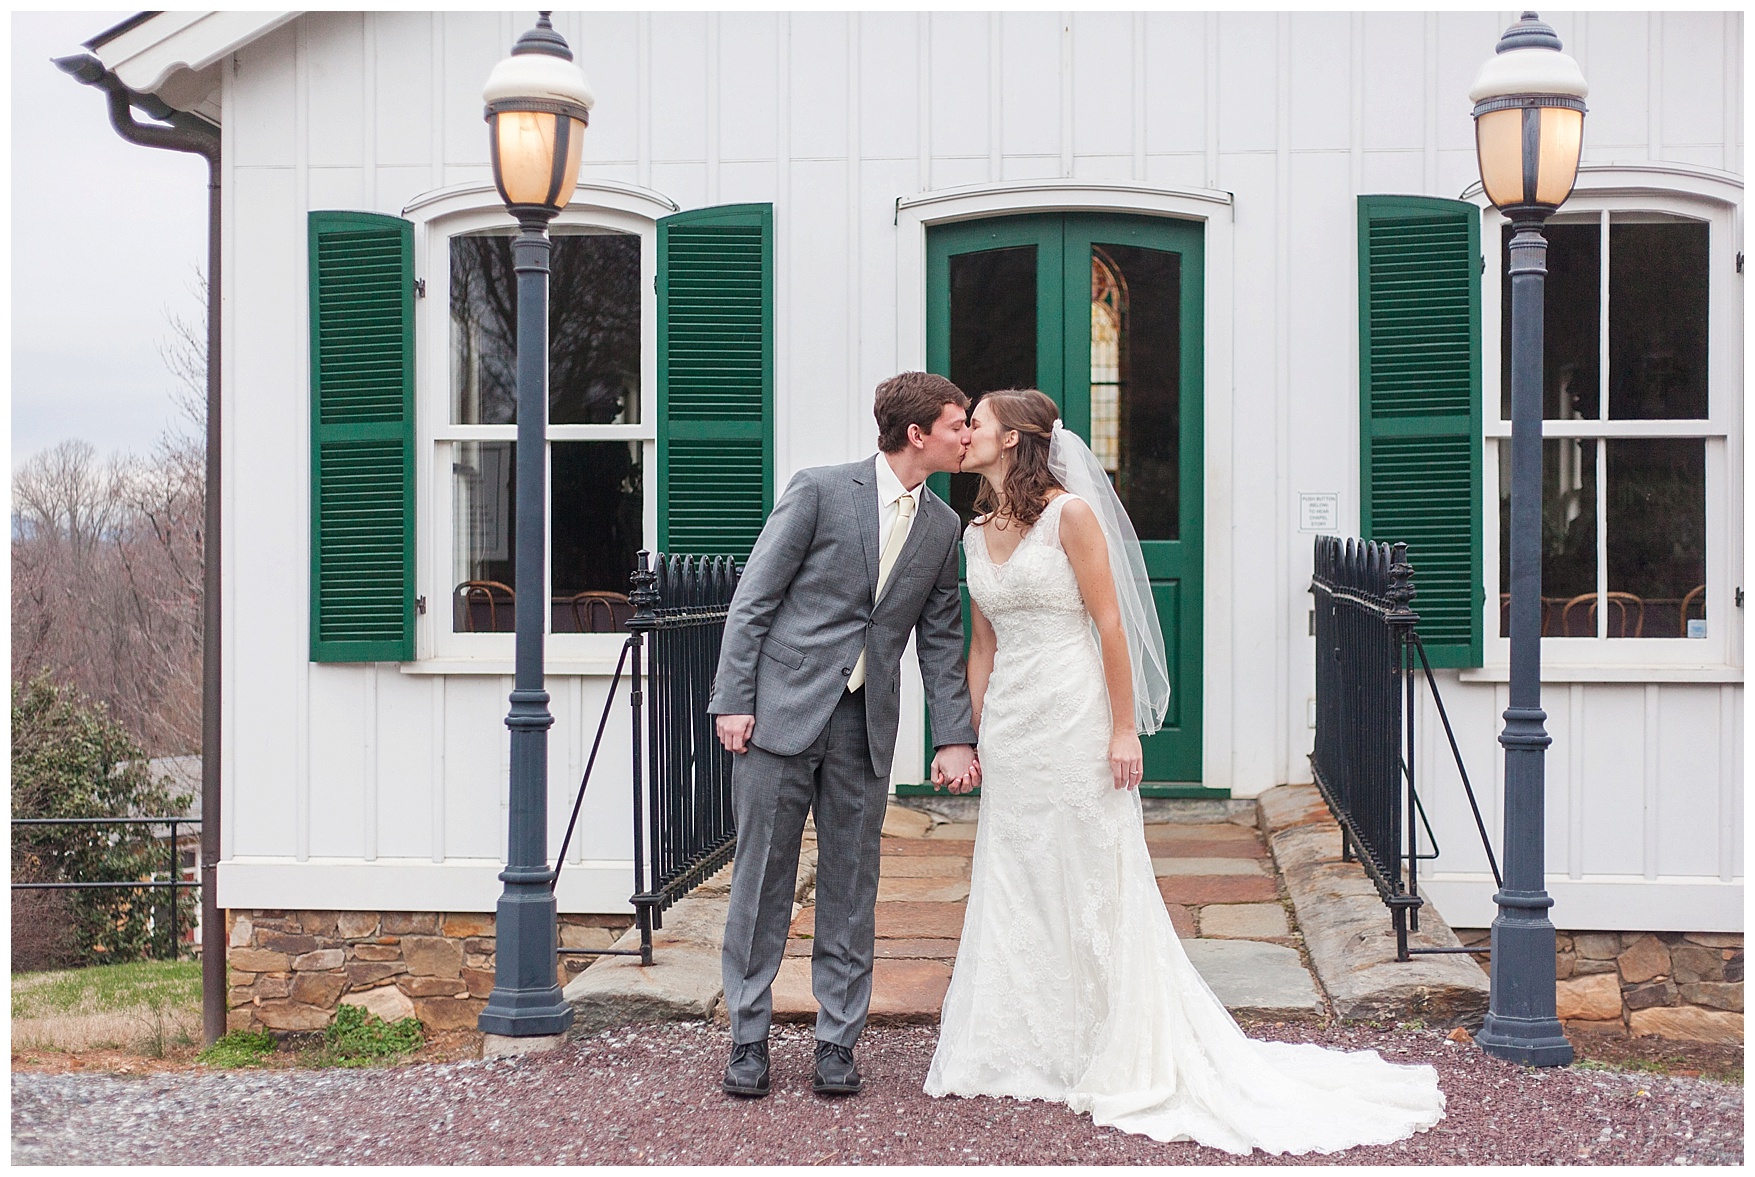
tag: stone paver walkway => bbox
[771,804,1321,1024]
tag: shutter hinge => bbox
[1737,587,1745,609]
[1737,252,1745,274]
[1480,255,1486,274]
[414,278,426,298]
[415,595,427,615]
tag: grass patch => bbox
[12,959,201,1054]
[198,1029,277,1068]
[12,959,200,1019]
[301,1004,424,1068]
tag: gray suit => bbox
[708,457,976,1047]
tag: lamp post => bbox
[1468,11,1586,1067]
[476,11,594,1041]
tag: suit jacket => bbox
[707,456,977,777]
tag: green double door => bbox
[925,213,1205,789]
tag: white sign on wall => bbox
[1298,492,1339,534]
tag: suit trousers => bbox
[721,686,889,1047]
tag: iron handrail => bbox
[1309,536,1500,962]
[11,816,201,960]
[546,550,740,967]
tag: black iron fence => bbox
[552,550,740,965]
[10,817,202,963]
[1309,537,1500,961]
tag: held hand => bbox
[716,714,755,754]
[1109,731,1144,791]
[932,744,979,794]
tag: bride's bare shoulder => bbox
[1055,494,1101,539]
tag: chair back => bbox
[454,580,515,633]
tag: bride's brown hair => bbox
[973,389,1063,528]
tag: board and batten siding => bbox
[218,11,1741,926]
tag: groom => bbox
[709,371,981,1099]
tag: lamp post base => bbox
[1475,1013,1574,1067]
[477,880,574,1038]
[1475,901,1574,1067]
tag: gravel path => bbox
[12,1021,1742,1166]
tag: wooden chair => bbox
[562,590,631,633]
[1561,591,1644,638]
[1680,584,1706,636]
[1501,594,1567,636]
[454,580,515,632]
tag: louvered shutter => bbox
[308,211,415,662]
[1358,195,1483,668]
[657,204,774,559]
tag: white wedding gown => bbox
[924,494,1445,1156]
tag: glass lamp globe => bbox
[1469,12,1588,213]
[483,13,595,213]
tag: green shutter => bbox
[308,211,415,662]
[657,204,774,559]
[1358,195,1483,668]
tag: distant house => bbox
[77,11,1740,1033]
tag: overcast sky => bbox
[11,10,208,467]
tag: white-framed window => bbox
[416,200,659,662]
[1480,172,1742,671]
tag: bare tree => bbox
[11,277,208,755]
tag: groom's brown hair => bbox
[874,372,970,453]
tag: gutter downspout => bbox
[55,53,227,1048]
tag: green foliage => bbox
[199,1029,277,1068]
[310,1003,424,1067]
[11,958,200,1019]
[10,674,196,966]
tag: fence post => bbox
[1386,542,1421,957]
[627,551,659,966]
[168,820,179,963]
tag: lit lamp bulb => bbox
[1469,12,1588,214]
[483,12,594,214]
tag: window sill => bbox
[399,658,627,677]
[1458,664,1743,684]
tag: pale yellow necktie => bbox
[847,493,916,691]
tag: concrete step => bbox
[1258,783,1490,1028]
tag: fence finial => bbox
[628,550,659,632]
[1387,541,1418,625]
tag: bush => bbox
[10,675,195,967]
[313,1004,424,1067]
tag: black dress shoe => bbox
[722,1039,771,1097]
[812,1040,862,1096]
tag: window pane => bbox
[1499,439,1596,637]
[1606,438,1706,638]
[1093,243,1180,541]
[1608,222,1709,420]
[450,232,641,425]
[452,441,516,633]
[947,245,1037,523]
[551,441,643,632]
[549,235,642,424]
[1499,221,1599,420]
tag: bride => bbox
[923,388,1445,1156]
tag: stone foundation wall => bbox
[224,910,633,1035]
[1453,928,1743,1044]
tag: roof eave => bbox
[88,10,299,97]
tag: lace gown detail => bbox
[924,494,1445,1156]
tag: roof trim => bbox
[83,11,161,51]
[89,10,298,96]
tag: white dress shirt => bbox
[874,452,923,571]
